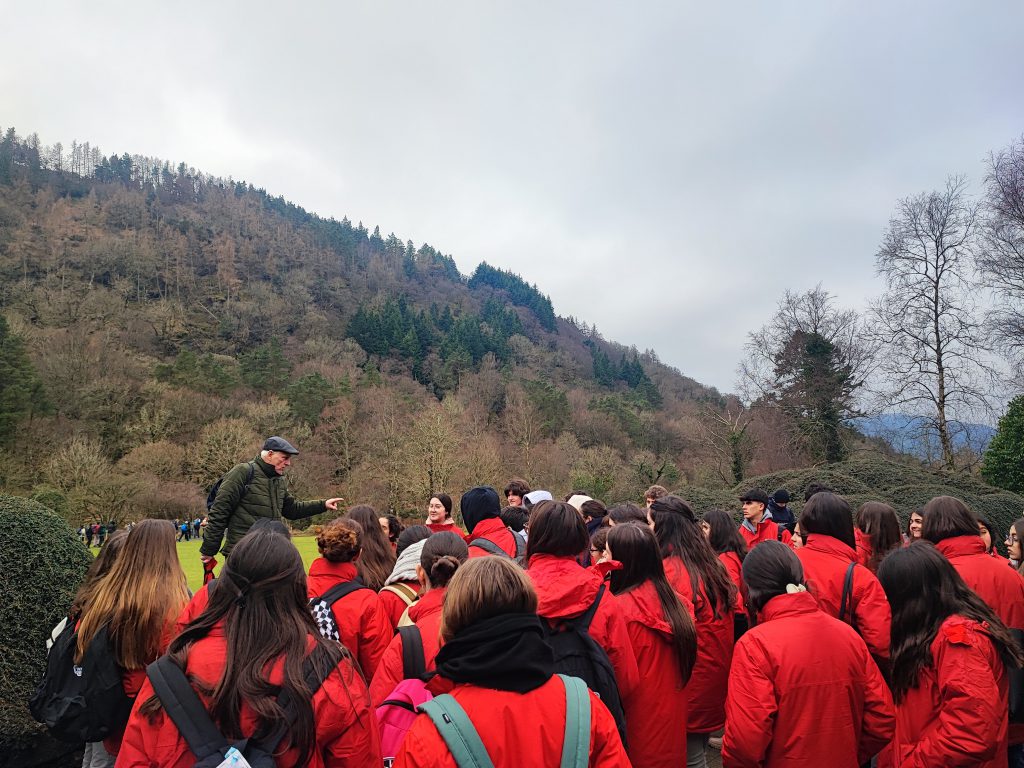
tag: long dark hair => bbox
[606,523,697,684]
[920,495,981,544]
[799,492,856,550]
[144,530,348,765]
[741,540,806,627]
[855,502,902,573]
[703,509,747,563]
[526,501,589,562]
[878,542,1024,703]
[346,505,396,590]
[649,495,734,619]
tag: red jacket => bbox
[425,521,467,541]
[664,556,733,733]
[855,528,873,569]
[719,551,746,614]
[379,580,421,630]
[466,518,518,559]
[936,536,1024,629]
[116,625,382,768]
[796,534,891,660]
[527,554,639,702]
[391,675,631,768]
[618,580,694,768]
[892,616,1008,768]
[369,586,446,707]
[307,559,392,681]
[722,591,895,767]
[739,516,792,549]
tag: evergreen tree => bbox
[982,396,1024,494]
[239,338,292,392]
[0,316,50,445]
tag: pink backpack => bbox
[376,626,431,765]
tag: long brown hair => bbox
[607,523,697,685]
[345,505,396,590]
[75,520,188,667]
[71,529,128,615]
[855,502,902,573]
[144,529,349,765]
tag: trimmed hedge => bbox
[674,456,1024,555]
[0,494,91,752]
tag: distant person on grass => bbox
[200,436,343,567]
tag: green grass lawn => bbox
[96,536,322,592]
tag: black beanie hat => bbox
[461,486,501,536]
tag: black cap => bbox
[460,486,501,535]
[739,488,770,506]
[263,436,299,455]
[773,489,791,504]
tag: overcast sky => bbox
[3,1,1023,393]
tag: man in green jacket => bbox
[200,436,343,563]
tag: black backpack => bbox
[206,461,256,512]
[469,528,526,566]
[29,621,134,743]
[146,646,334,768]
[541,584,627,744]
[309,580,371,641]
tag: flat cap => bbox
[263,436,299,455]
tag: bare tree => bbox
[979,136,1024,378]
[697,401,753,484]
[869,176,991,470]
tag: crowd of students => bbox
[47,478,1024,768]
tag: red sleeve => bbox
[588,689,633,767]
[116,680,159,767]
[594,593,639,702]
[357,595,393,683]
[852,568,892,660]
[317,658,384,768]
[721,638,776,767]
[904,628,1004,768]
[858,645,896,762]
[369,632,405,708]
[175,585,210,635]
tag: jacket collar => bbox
[254,455,278,478]
[409,586,446,623]
[527,554,603,619]
[469,516,507,538]
[308,557,358,582]
[758,590,819,622]
[741,509,774,534]
[936,535,986,559]
[803,533,857,562]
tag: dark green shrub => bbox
[0,494,91,752]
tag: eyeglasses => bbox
[1007,534,1019,544]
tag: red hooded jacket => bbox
[116,625,382,768]
[369,586,447,707]
[892,616,1008,768]
[618,579,694,768]
[391,675,631,768]
[527,554,639,702]
[935,536,1024,629]
[796,534,891,660]
[739,515,793,549]
[719,551,746,614]
[664,556,734,733]
[307,558,392,681]
[467,518,519,559]
[722,591,894,767]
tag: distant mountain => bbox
[852,414,995,460]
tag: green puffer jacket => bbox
[200,456,327,557]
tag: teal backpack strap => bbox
[558,674,592,768]
[418,694,496,768]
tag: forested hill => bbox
[0,127,727,521]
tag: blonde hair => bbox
[440,557,537,642]
[315,517,361,563]
[76,519,188,668]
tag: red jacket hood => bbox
[936,535,987,559]
[528,554,604,619]
[307,557,358,597]
[758,590,820,623]
[618,580,675,639]
[804,533,858,562]
[408,586,446,624]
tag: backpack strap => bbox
[258,644,336,753]
[776,523,785,542]
[381,582,419,606]
[318,579,369,607]
[468,537,509,558]
[557,675,591,768]
[839,562,856,624]
[147,656,230,761]
[419,694,496,768]
[511,530,526,561]
[399,625,426,679]
[569,583,605,633]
